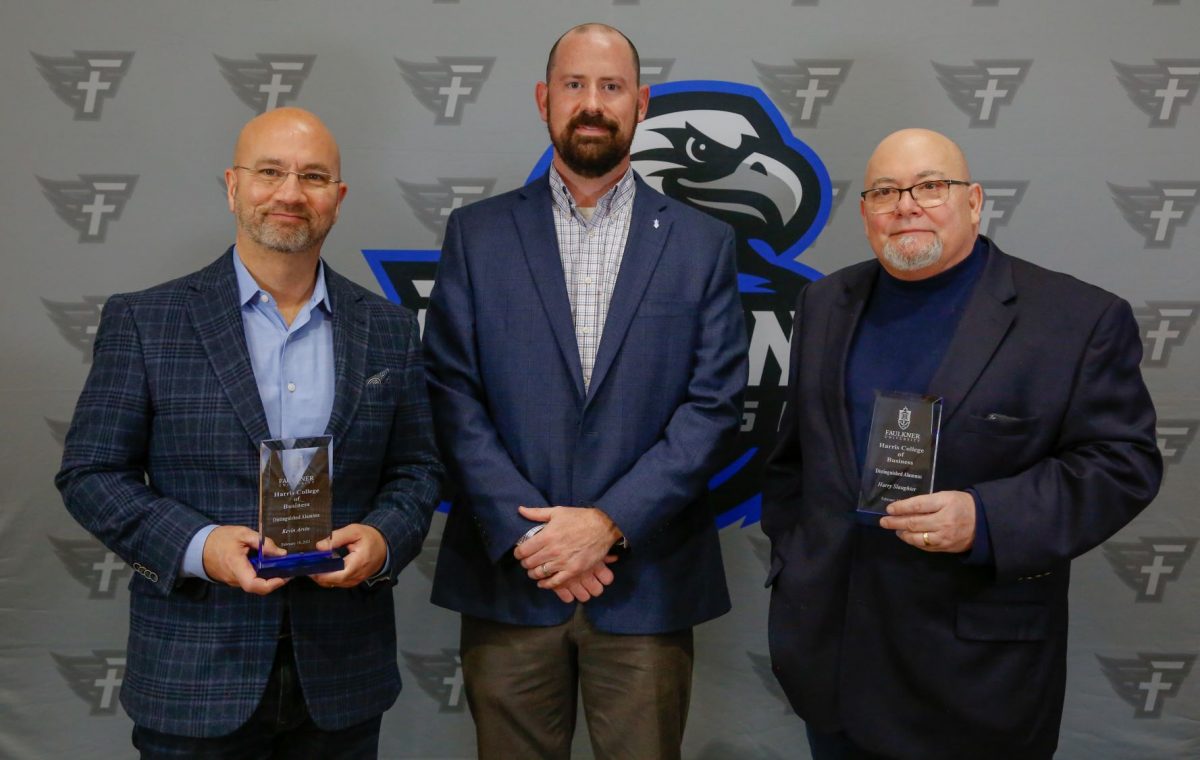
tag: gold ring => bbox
[922,532,930,547]
[540,563,550,578]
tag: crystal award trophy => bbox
[256,436,344,578]
[857,392,943,524]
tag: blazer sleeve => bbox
[593,224,749,546]
[55,295,212,594]
[360,314,445,577]
[972,297,1163,581]
[424,210,551,562]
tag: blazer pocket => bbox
[956,601,1049,642]
[961,412,1041,437]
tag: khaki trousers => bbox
[461,606,694,760]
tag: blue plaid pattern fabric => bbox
[57,250,443,737]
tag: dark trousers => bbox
[132,636,382,760]
[461,606,694,760]
[807,725,894,760]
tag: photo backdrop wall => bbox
[2,1,1196,757]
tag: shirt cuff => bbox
[180,525,218,581]
[365,545,392,587]
[962,488,994,567]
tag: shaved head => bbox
[233,107,341,176]
[864,128,970,189]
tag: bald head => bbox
[233,107,341,176]
[546,23,640,86]
[863,128,970,189]
[860,128,983,280]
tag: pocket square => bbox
[366,369,389,386]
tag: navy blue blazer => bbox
[57,250,443,737]
[763,237,1162,759]
[425,173,748,634]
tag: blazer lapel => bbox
[511,178,586,399]
[188,249,271,445]
[928,242,1017,426]
[587,180,669,402]
[823,262,876,492]
[324,265,369,445]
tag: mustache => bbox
[261,203,310,219]
[568,110,618,135]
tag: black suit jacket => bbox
[762,237,1161,759]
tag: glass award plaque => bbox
[856,392,943,524]
[256,436,344,578]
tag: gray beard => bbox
[883,234,943,272]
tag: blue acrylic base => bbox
[853,508,886,527]
[255,550,345,579]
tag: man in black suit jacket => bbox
[762,128,1161,759]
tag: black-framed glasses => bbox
[860,179,970,214]
[233,165,342,190]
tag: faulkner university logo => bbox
[1156,419,1197,471]
[50,536,131,599]
[977,181,1028,238]
[396,57,494,125]
[753,59,852,127]
[1097,653,1195,718]
[1113,59,1200,127]
[44,296,106,362]
[366,81,831,529]
[402,649,466,712]
[897,407,912,431]
[216,54,315,113]
[1108,182,1200,248]
[1134,301,1197,368]
[52,650,127,715]
[39,175,137,243]
[399,178,496,246]
[640,59,676,86]
[32,51,133,120]
[932,59,1031,127]
[1102,537,1195,602]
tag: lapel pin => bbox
[653,218,659,229]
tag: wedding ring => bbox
[922,532,930,547]
[540,563,550,578]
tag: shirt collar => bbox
[232,246,332,314]
[548,164,636,222]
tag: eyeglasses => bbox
[860,179,971,214]
[233,165,342,190]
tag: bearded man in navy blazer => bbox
[763,128,1162,760]
[57,108,442,758]
[424,23,748,760]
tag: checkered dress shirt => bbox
[548,165,636,391]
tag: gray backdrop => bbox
[3,1,1197,758]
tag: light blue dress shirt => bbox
[181,250,335,580]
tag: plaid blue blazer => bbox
[57,250,442,737]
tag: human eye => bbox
[920,180,945,192]
[603,82,621,92]
[256,167,283,180]
[872,187,897,199]
[301,172,331,185]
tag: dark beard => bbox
[551,110,632,178]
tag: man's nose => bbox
[272,171,306,202]
[895,187,922,214]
